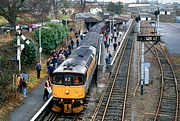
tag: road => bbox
[159,22,180,55]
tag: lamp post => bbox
[112,16,115,32]
[39,27,50,65]
[65,19,68,45]
[105,17,116,34]
[39,27,42,65]
[105,19,112,33]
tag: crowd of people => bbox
[16,75,28,97]
[43,34,82,100]
[102,30,122,67]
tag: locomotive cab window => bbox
[52,73,84,86]
[73,76,83,85]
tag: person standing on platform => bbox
[108,51,112,60]
[47,78,52,98]
[113,42,117,51]
[70,38,74,49]
[43,80,49,101]
[105,43,109,53]
[16,75,23,92]
[114,31,117,43]
[36,62,41,79]
[105,55,110,68]
[58,53,65,65]
[76,36,80,47]
[105,33,108,41]
[22,77,27,97]
[80,29,83,40]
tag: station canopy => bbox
[75,12,102,22]
[107,16,130,24]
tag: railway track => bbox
[145,43,179,121]
[124,33,140,120]
[91,32,134,121]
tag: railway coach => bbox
[51,32,100,113]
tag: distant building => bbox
[90,7,102,14]
[128,3,151,14]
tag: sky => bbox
[97,0,180,3]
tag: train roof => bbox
[80,32,99,49]
[53,46,96,74]
[90,21,106,33]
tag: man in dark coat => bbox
[36,62,41,79]
[70,39,74,49]
[113,42,117,51]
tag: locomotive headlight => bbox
[80,100,83,104]
[65,90,69,94]
[72,99,74,104]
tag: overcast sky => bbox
[97,0,180,3]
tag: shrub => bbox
[33,23,68,54]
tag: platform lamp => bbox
[39,26,50,65]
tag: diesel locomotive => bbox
[52,32,100,113]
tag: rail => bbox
[30,96,53,121]
[92,31,134,121]
[145,43,178,121]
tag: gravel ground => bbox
[125,41,162,121]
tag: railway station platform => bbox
[9,30,125,121]
[97,32,124,86]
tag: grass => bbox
[0,16,8,25]
[27,56,49,89]
[170,54,180,77]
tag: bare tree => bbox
[51,0,59,19]
[30,0,51,23]
[80,0,86,13]
[0,0,51,28]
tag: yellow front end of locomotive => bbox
[52,85,85,99]
[52,85,85,113]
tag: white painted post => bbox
[138,20,140,34]
[157,14,159,34]
[141,41,145,95]
[112,17,114,32]
[17,30,21,72]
